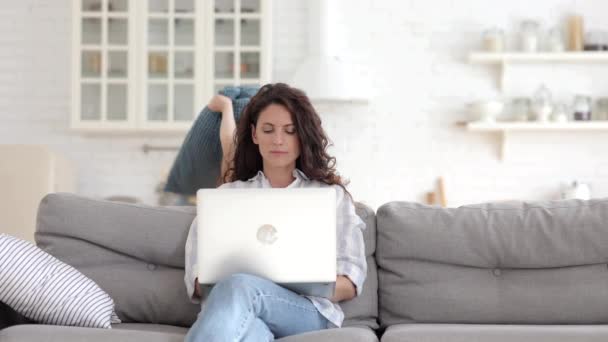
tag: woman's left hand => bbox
[330,275,356,303]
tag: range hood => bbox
[290,0,369,103]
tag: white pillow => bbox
[0,234,120,328]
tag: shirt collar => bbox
[248,168,310,184]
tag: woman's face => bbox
[252,103,301,170]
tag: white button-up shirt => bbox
[184,168,367,328]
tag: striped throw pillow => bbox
[0,234,120,329]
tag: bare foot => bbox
[208,94,232,113]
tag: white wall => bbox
[2,0,608,210]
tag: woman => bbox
[184,83,367,341]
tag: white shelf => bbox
[469,52,608,64]
[463,121,608,161]
[468,52,608,90]
[466,121,608,132]
[466,51,608,158]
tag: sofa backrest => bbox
[341,203,379,329]
[35,193,378,329]
[36,193,200,327]
[376,199,608,328]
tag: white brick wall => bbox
[2,0,608,210]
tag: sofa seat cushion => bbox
[381,324,608,342]
[277,326,379,342]
[0,323,187,342]
[0,324,377,342]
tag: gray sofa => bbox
[1,193,608,341]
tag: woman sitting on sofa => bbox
[184,83,367,341]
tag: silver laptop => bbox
[196,187,337,298]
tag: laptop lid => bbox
[196,187,337,285]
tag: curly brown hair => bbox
[223,83,350,195]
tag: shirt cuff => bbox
[337,259,366,297]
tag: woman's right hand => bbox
[194,277,202,298]
[208,94,232,113]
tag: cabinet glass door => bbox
[212,0,264,95]
[144,0,196,127]
[106,2,129,122]
[73,0,269,132]
[78,0,131,126]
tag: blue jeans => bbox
[185,273,329,342]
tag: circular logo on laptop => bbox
[257,224,278,245]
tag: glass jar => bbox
[551,103,569,122]
[567,15,584,51]
[594,98,608,120]
[573,95,592,121]
[511,97,531,122]
[482,28,505,52]
[520,20,540,52]
[584,31,604,51]
[547,27,564,52]
[532,85,553,122]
